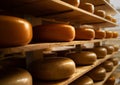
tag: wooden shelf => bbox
[80,0,118,15]
[94,65,118,85]
[33,52,117,85]
[0,0,117,27]
[0,39,118,55]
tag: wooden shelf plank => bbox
[94,65,118,85]
[0,39,118,55]
[33,53,117,85]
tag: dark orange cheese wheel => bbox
[0,15,33,47]
[95,29,106,39]
[33,24,75,42]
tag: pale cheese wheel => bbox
[28,57,76,80]
[94,10,106,18]
[101,61,114,72]
[0,68,32,85]
[79,3,94,13]
[0,15,32,47]
[105,30,113,38]
[62,0,80,7]
[95,29,106,39]
[75,25,95,40]
[69,76,94,85]
[87,67,106,81]
[65,51,97,65]
[33,24,75,42]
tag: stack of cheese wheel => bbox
[104,75,116,85]
[65,51,97,65]
[69,76,94,85]
[33,24,75,42]
[0,15,33,47]
[94,10,106,18]
[112,31,118,38]
[83,47,107,59]
[87,66,106,81]
[62,0,80,7]
[105,30,113,38]
[95,29,106,39]
[102,45,114,54]
[0,67,32,85]
[28,57,76,80]
[100,61,114,72]
[75,25,95,40]
[79,3,95,13]
[108,57,119,66]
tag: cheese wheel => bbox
[87,67,106,81]
[105,15,112,21]
[108,58,119,66]
[0,15,32,47]
[0,68,32,85]
[105,30,113,38]
[94,10,106,18]
[101,61,114,72]
[102,45,114,54]
[80,3,94,13]
[33,24,75,42]
[112,31,118,38]
[104,75,115,85]
[62,0,80,7]
[95,29,106,39]
[75,25,95,40]
[28,57,76,80]
[69,76,94,85]
[111,18,117,23]
[65,51,97,65]
[113,45,119,52]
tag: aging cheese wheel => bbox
[113,45,119,52]
[62,0,80,7]
[95,29,106,39]
[80,3,94,13]
[105,15,112,21]
[111,18,117,23]
[75,25,95,40]
[65,51,97,65]
[69,76,94,85]
[0,68,32,85]
[104,75,115,85]
[112,31,118,38]
[101,61,114,72]
[28,57,76,80]
[108,58,119,66]
[0,15,32,47]
[94,10,106,18]
[33,24,75,42]
[102,45,114,54]
[87,67,106,81]
[105,30,113,38]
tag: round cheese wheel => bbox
[69,76,94,85]
[75,25,95,40]
[33,24,75,42]
[87,67,106,81]
[112,31,118,38]
[95,29,106,39]
[62,0,80,7]
[105,15,112,21]
[65,51,97,65]
[80,3,94,13]
[104,75,115,85]
[101,61,114,72]
[105,30,113,38]
[0,68,32,85]
[94,10,106,18]
[111,18,117,23]
[113,45,119,52]
[108,58,119,66]
[28,57,76,80]
[102,45,114,54]
[0,15,32,47]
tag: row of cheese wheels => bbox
[62,0,117,23]
[0,53,118,85]
[0,15,118,48]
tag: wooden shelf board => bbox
[94,65,118,85]
[33,53,117,85]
